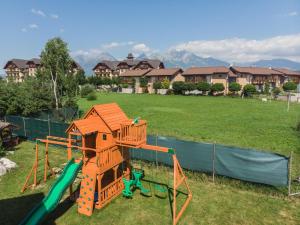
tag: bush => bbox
[283,82,297,92]
[296,121,300,132]
[161,78,170,89]
[185,83,197,92]
[81,84,95,97]
[153,81,162,90]
[63,97,78,108]
[264,83,270,94]
[242,84,256,97]
[197,82,211,95]
[272,87,281,97]
[172,81,186,95]
[211,83,225,94]
[140,77,149,88]
[228,82,241,94]
[102,77,112,86]
[86,92,97,101]
[122,83,129,88]
[166,89,174,95]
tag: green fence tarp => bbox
[3,115,290,187]
[215,145,289,186]
[132,135,289,187]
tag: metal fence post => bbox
[288,151,293,196]
[48,114,51,136]
[22,117,27,137]
[212,142,216,183]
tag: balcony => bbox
[116,120,147,147]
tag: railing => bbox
[98,176,124,207]
[96,146,119,172]
[116,120,147,147]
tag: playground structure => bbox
[21,103,192,225]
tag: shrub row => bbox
[171,81,297,96]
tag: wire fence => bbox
[3,115,291,188]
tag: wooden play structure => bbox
[22,103,192,225]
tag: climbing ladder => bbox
[78,164,97,216]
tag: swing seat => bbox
[122,178,134,198]
[154,184,167,193]
[140,186,151,195]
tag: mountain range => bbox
[72,50,300,74]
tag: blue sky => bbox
[0,0,299,74]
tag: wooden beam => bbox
[139,144,169,153]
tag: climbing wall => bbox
[78,165,97,216]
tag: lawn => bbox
[1,142,300,225]
[78,93,300,156]
[1,93,300,225]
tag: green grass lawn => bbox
[1,94,300,225]
[78,93,300,156]
[1,142,300,225]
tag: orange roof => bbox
[67,117,110,135]
[230,66,283,75]
[85,103,129,131]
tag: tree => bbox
[211,83,225,94]
[0,80,8,116]
[228,82,241,95]
[283,82,297,92]
[264,83,270,94]
[41,37,72,109]
[19,77,52,116]
[75,70,86,86]
[197,82,211,95]
[242,84,256,97]
[161,78,170,89]
[139,77,149,88]
[272,87,281,97]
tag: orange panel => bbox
[78,165,97,216]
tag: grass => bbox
[1,142,300,225]
[1,94,300,224]
[78,93,300,156]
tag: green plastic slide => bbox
[20,158,83,225]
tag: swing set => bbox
[21,103,192,225]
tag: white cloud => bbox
[102,41,135,49]
[288,11,298,17]
[132,43,151,54]
[170,34,300,62]
[71,49,113,63]
[29,24,38,29]
[50,14,59,19]
[31,8,46,17]
[21,28,27,32]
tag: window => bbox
[102,134,107,140]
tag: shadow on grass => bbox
[0,191,76,225]
[43,197,75,225]
[0,193,45,225]
[142,178,189,219]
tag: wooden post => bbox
[287,92,290,112]
[44,140,49,182]
[288,151,293,196]
[212,142,216,183]
[67,133,72,160]
[173,154,177,225]
[97,173,104,207]
[33,143,38,187]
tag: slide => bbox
[20,158,83,225]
